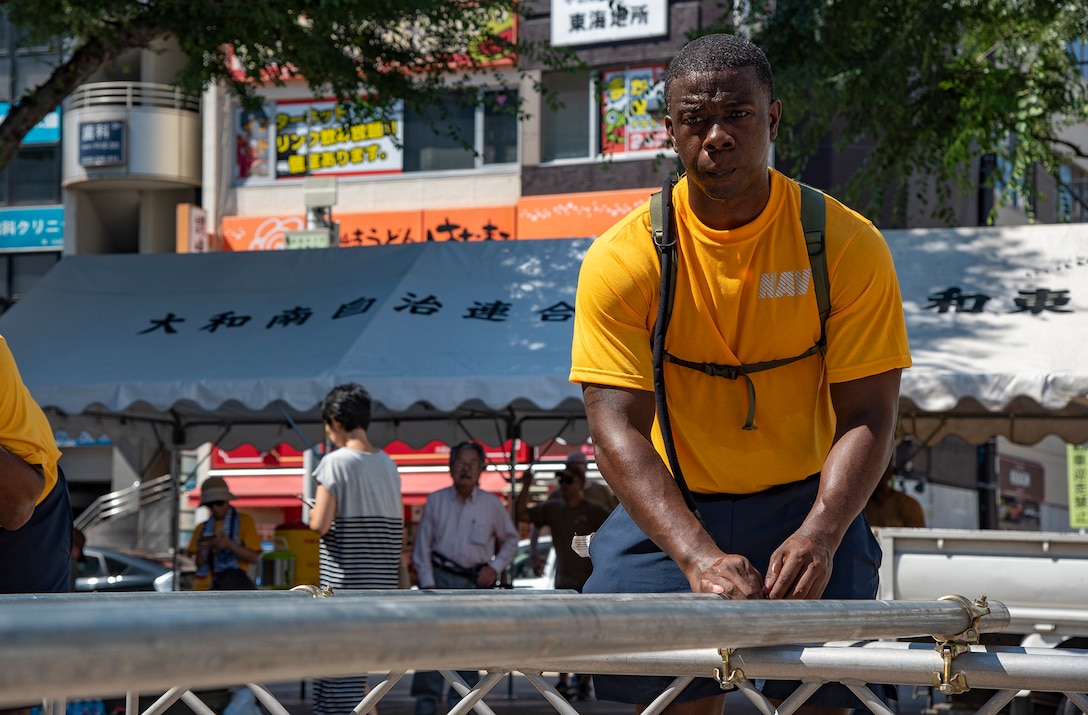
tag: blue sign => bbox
[0,206,64,250]
[79,120,126,166]
[0,103,61,144]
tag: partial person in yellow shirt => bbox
[0,334,71,715]
[187,476,261,590]
[0,334,70,596]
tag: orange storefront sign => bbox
[219,188,655,250]
[338,211,423,246]
[516,188,653,239]
[221,214,307,251]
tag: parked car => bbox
[510,535,556,590]
[74,546,184,593]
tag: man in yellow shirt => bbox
[570,34,911,715]
[0,335,70,595]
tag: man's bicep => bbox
[582,384,660,498]
[830,369,901,439]
[582,383,656,440]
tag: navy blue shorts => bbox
[583,474,882,707]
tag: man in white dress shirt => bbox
[410,440,519,715]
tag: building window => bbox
[403,89,519,172]
[482,90,518,165]
[403,100,475,172]
[13,146,60,204]
[0,251,60,313]
[541,70,593,161]
[1057,164,1088,223]
[540,66,668,163]
[0,145,61,205]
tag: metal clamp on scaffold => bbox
[930,594,990,695]
[714,648,745,691]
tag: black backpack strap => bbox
[649,173,704,523]
[647,178,828,512]
[800,182,830,352]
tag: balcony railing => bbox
[73,473,174,533]
[66,81,200,112]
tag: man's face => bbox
[324,419,347,448]
[450,447,483,497]
[664,66,781,207]
[206,500,230,519]
[556,471,584,497]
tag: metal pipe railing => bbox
[0,592,1008,705]
[519,642,1088,693]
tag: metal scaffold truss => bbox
[2,589,1085,715]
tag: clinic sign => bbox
[551,0,667,47]
[0,206,64,250]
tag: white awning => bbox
[890,223,1088,445]
[4,223,1088,451]
[0,239,590,450]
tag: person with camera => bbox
[515,466,609,699]
[187,477,261,591]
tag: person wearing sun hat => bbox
[186,476,261,590]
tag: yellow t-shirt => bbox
[0,335,61,504]
[186,510,262,591]
[570,170,911,494]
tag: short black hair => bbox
[321,383,372,432]
[663,33,775,112]
[448,441,486,470]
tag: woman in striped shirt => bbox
[309,383,404,715]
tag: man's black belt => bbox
[432,551,488,579]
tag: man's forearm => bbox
[584,386,720,576]
[0,445,45,530]
[598,432,718,574]
[801,370,901,548]
[801,427,892,549]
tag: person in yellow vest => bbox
[187,477,261,590]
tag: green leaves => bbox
[0,0,580,168]
[713,0,1088,225]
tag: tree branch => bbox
[1038,134,1088,161]
[0,23,167,170]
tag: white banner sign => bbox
[551,0,668,47]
